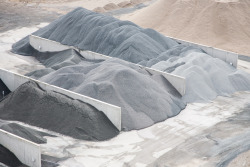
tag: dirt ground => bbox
[0,0,154,33]
[0,0,61,32]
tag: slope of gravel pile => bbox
[27,54,185,131]
[12,7,178,64]
[0,81,119,141]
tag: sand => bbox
[228,150,250,167]
[120,0,250,57]
[0,0,59,33]
[27,50,185,131]
[0,81,119,141]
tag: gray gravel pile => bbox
[12,7,178,64]
[28,56,185,131]
[0,81,119,141]
[151,47,250,102]
[0,144,25,167]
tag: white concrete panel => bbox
[0,129,41,167]
[29,35,73,52]
[143,67,185,96]
[80,50,110,60]
[0,68,121,131]
[168,36,238,68]
[226,52,238,67]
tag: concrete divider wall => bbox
[143,67,185,96]
[0,129,41,167]
[0,68,121,131]
[29,35,186,96]
[29,35,73,52]
[80,50,111,60]
[30,35,238,68]
[168,37,238,68]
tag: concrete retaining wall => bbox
[30,35,238,68]
[167,36,238,68]
[29,35,73,52]
[29,35,186,96]
[0,68,121,131]
[0,129,41,167]
[143,67,185,96]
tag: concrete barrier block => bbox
[29,35,73,52]
[0,129,41,167]
[212,48,227,61]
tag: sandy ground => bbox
[0,24,46,74]
[120,0,250,57]
[0,0,60,32]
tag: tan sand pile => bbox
[120,0,250,56]
[93,0,150,13]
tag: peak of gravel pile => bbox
[0,81,119,141]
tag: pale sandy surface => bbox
[120,0,250,57]
[4,0,151,16]
[34,91,250,167]
[0,24,47,74]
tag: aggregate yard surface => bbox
[0,0,250,166]
[36,91,250,167]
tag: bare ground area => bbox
[0,0,61,32]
